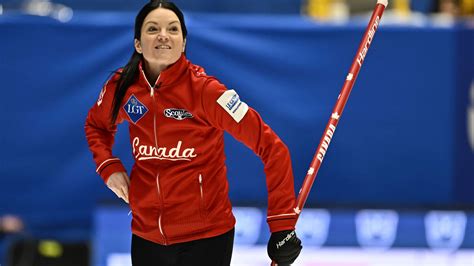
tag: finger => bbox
[106,179,116,189]
[111,187,125,200]
[120,186,129,204]
[123,173,130,186]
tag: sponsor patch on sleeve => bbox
[216,89,249,123]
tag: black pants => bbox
[131,228,234,266]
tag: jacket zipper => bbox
[199,174,204,200]
[153,87,167,244]
[198,174,206,219]
[143,69,168,244]
[156,174,167,244]
[153,91,167,244]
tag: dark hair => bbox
[110,0,187,124]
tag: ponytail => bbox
[110,51,142,124]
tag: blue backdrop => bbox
[0,12,473,240]
[1,0,302,13]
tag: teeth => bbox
[156,45,171,49]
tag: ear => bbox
[134,39,142,54]
[182,38,187,53]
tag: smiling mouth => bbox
[155,45,171,49]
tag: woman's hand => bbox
[106,172,130,204]
[267,230,302,265]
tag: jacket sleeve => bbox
[84,74,127,183]
[201,78,297,232]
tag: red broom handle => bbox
[272,0,388,265]
[294,0,388,219]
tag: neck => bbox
[143,61,166,86]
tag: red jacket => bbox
[85,54,297,245]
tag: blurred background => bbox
[1,0,473,265]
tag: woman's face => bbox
[135,8,185,71]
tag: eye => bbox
[169,26,179,33]
[147,26,158,32]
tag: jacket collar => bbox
[138,53,188,92]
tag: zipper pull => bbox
[150,82,162,97]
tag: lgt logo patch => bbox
[124,95,148,123]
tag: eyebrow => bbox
[144,20,180,26]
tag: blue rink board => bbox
[93,206,474,266]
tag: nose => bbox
[157,30,169,42]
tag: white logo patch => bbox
[164,108,193,120]
[216,90,249,123]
